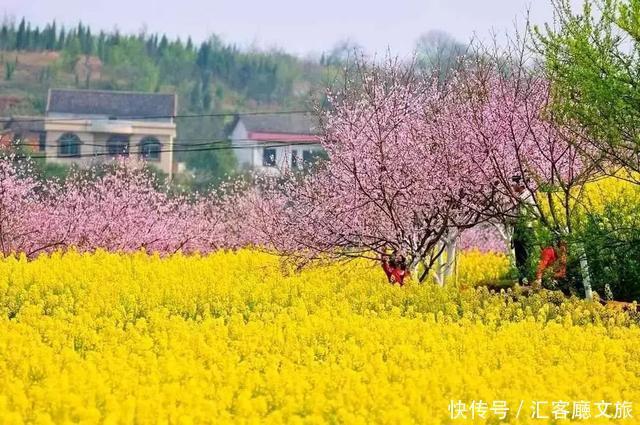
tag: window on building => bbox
[107,135,130,157]
[302,149,327,169]
[263,148,277,167]
[38,132,46,152]
[291,149,299,169]
[302,150,314,166]
[139,137,161,161]
[58,133,81,157]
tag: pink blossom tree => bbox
[0,159,257,258]
[448,39,603,240]
[0,157,45,256]
[257,58,494,282]
[447,38,604,295]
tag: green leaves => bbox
[536,0,640,170]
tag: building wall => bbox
[230,121,253,168]
[249,143,323,175]
[44,117,176,177]
[230,121,323,175]
[129,134,173,175]
[45,129,96,168]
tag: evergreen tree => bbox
[190,80,202,111]
[16,18,26,50]
[145,35,156,56]
[35,27,43,50]
[83,28,94,55]
[201,72,212,110]
[158,35,169,58]
[0,24,8,50]
[46,21,57,50]
[25,23,32,50]
[196,42,209,69]
[96,32,105,60]
[77,22,84,43]
[57,27,66,50]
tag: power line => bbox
[65,139,232,149]
[11,141,323,161]
[25,137,320,149]
[12,137,321,150]
[4,109,314,124]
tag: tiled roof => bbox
[47,89,176,119]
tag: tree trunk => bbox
[434,231,458,286]
[454,244,459,286]
[494,222,515,265]
[577,244,593,300]
[434,250,445,286]
[409,257,421,281]
[443,233,457,282]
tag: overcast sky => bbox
[4,0,582,57]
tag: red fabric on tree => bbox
[381,259,410,286]
[535,243,567,281]
[390,268,410,286]
[382,260,393,281]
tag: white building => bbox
[229,113,323,174]
[44,89,177,178]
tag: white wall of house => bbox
[232,140,323,175]
[230,121,254,168]
[229,121,323,175]
[256,144,324,174]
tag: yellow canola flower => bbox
[456,250,510,286]
[536,172,640,228]
[0,250,638,424]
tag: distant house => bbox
[229,113,323,174]
[44,88,177,177]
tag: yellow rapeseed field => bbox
[0,250,639,424]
